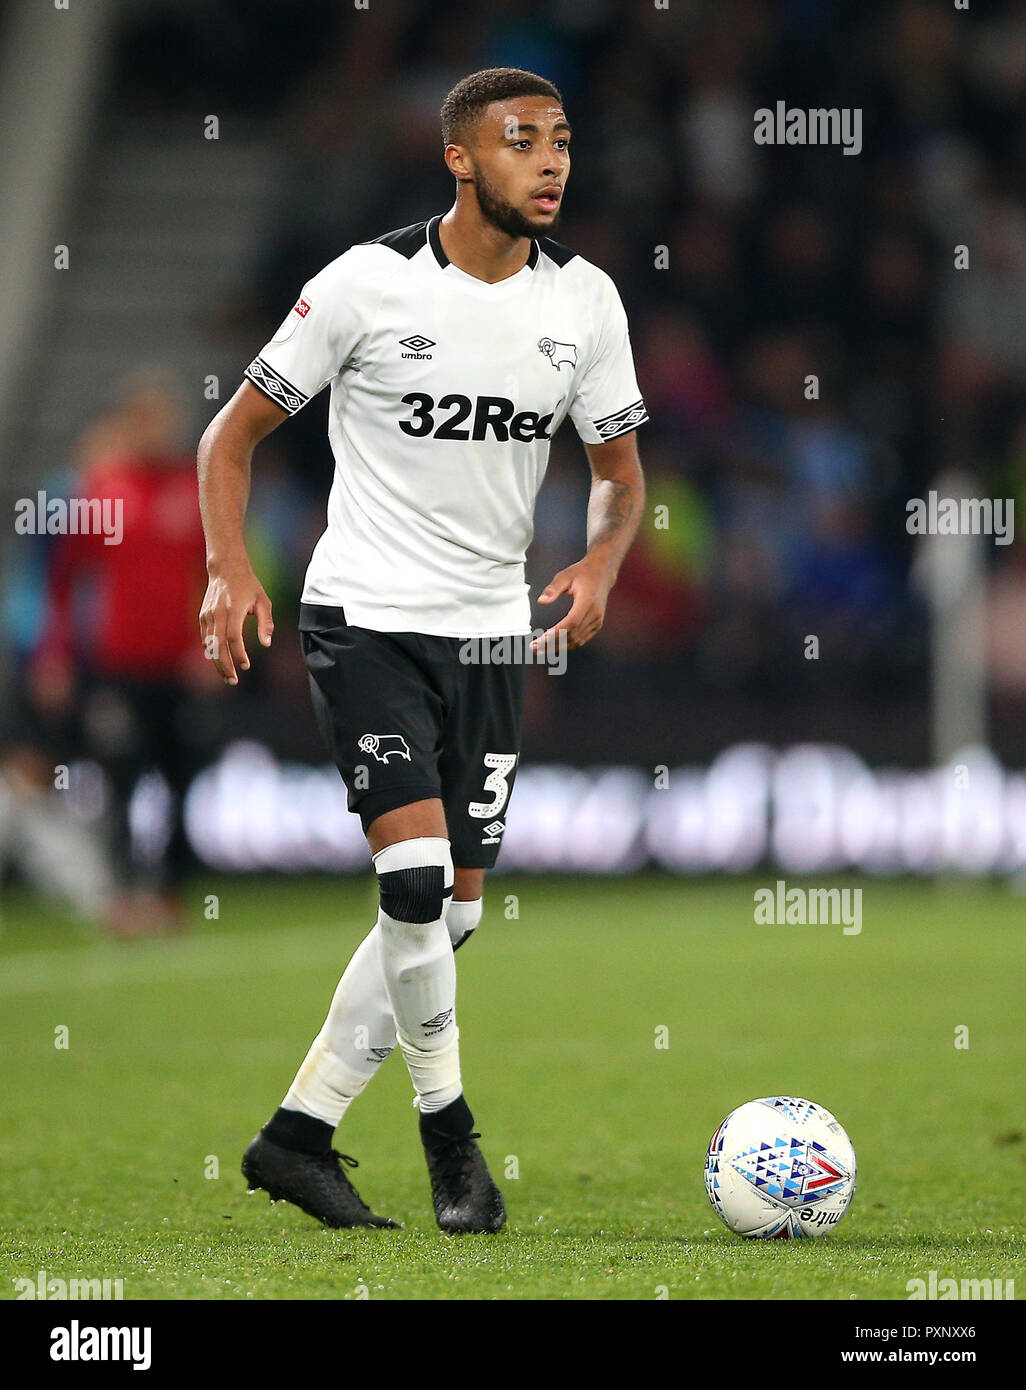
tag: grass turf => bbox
[1,874,1023,1300]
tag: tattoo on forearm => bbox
[588,478,635,551]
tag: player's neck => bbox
[438,204,532,284]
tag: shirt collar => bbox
[427,215,540,273]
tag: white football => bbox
[705,1096,856,1239]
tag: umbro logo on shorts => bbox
[481,819,505,844]
[357,733,412,763]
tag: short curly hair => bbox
[441,67,564,147]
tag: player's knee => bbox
[447,897,483,951]
[379,868,446,924]
[374,836,453,925]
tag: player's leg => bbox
[404,646,527,1234]
[367,800,504,1232]
[277,800,449,1132]
[421,639,528,1229]
[366,799,461,1116]
[245,614,503,1231]
[243,611,444,1228]
[258,851,491,1230]
[268,792,500,1233]
[396,856,501,1231]
[280,856,483,1144]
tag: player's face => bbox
[466,98,571,238]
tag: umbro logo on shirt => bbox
[399,334,435,359]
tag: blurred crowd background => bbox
[4,0,1026,920]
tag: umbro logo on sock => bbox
[421,1008,453,1036]
[366,1046,394,1064]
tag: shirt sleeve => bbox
[567,272,649,444]
[243,250,370,416]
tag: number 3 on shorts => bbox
[468,752,518,820]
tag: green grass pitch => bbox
[1,874,1023,1300]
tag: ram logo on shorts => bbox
[357,733,412,764]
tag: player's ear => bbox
[444,143,473,182]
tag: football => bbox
[705,1096,856,1239]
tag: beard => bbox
[470,164,560,239]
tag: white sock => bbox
[280,894,483,1126]
[447,897,483,951]
[281,928,397,1126]
[374,836,461,1114]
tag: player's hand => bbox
[532,556,614,654]
[198,558,273,686]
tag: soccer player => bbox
[197,68,647,1233]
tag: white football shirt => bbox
[244,215,647,636]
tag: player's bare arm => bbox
[197,381,283,685]
[535,429,645,652]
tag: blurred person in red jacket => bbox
[30,369,215,933]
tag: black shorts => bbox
[299,603,527,868]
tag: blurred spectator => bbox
[27,370,216,932]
